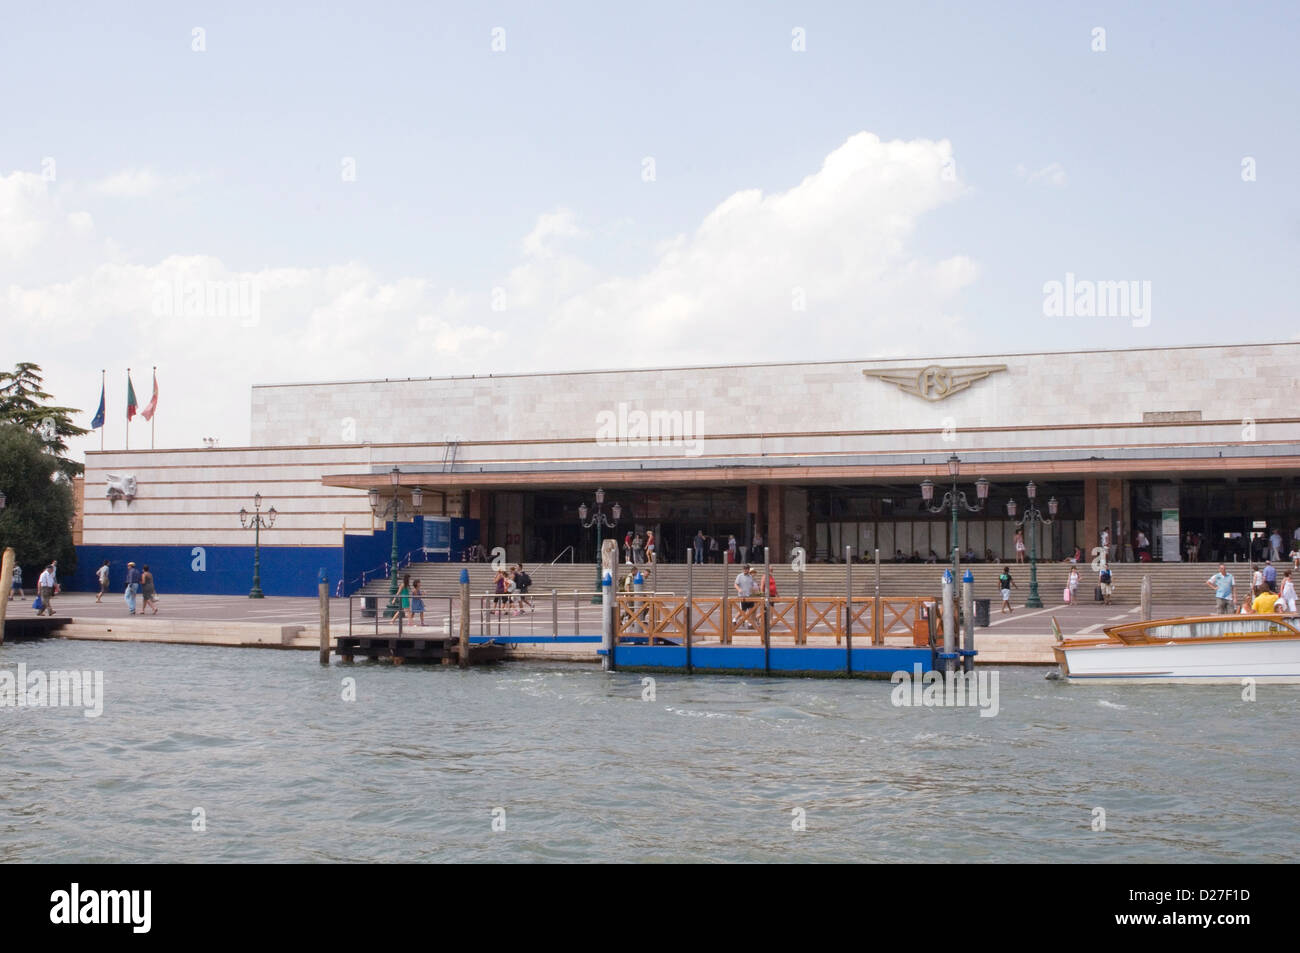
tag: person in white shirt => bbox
[95,560,110,603]
[1067,567,1080,607]
[1281,571,1298,613]
[733,565,757,630]
[36,564,56,616]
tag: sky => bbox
[2,1,1297,460]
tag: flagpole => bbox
[151,365,156,450]
[125,367,130,451]
[100,369,105,451]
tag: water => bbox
[2,639,1297,862]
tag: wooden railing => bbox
[614,594,933,645]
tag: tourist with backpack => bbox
[1098,565,1113,606]
[998,567,1018,615]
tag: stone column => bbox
[766,484,784,563]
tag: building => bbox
[72,342,1300,595]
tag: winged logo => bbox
[862,364,1007,401]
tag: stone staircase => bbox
[356,559,1266,607]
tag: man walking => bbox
[125,561,141,614]
[10,564,22,601]
[1098,564,1114,606]
[95,559,110,603]
[36,563,56,616]
[1206,563,1236,614]
[733,564,757,630]
[693,530,705,565]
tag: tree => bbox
[0,362,88,477]
[0,423,77,579]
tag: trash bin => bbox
[975,598,990,628]
[361,596,378,618]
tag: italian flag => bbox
[141,370,158,421]
[126,372,138,420]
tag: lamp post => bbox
[239,493,277,598]
[1007,481,1057,609]
[578,488,621,604]
[920,454,989,581]
[368,467,423,598]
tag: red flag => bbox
[126,372,138,420]
[141,370,158,421]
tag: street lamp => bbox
[578,488,621,603]
[370,467,423,602]
[239,492,277,598]
[920,454,989,580]
[1007,481,1058,608]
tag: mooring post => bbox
[602,570,615,671]
[318,572,330,665]
[942,570,957,674]
[796,557,805,645]
[962,569,975,674]
[686,548,694,674]
[763,545,771,676]
[551,588,558,639]
[1141,574,1152,621]
[632,570,645,636]
[873,548,882,646]
[0,547,14,645]
[459,568,470,668]
[845,545,853,675]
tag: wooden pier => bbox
[334,634,507,666]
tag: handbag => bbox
[32,596,43,611]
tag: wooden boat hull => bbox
[1054,614,1300,684]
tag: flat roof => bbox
[252,340,1300,390]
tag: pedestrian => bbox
[36,563,56,616]
[752,529,764,561]
[762,568,778,599]
[140,564,159,614]
[398,573,413,620]
[998,566,1017,614]
[512,564,533,609]
[1252,581,1280,614]
[1263,561,1277,589]
[1281,571,1298,613]
[1014,529,1025,563]
[733,564,757,630]
[694,530,706,565]
[632,533,645,565]
[708,534,720,563]
[1270,528,1284,562]
[645,530,656,564]
[1205,563,1235,614]
[95,560,110,603]
[410,579,426,625]
[727,535,737,564]
[624,532,633,564]
[1251,566,1264,598]
[1098,563,1114,606]
[1067,566,1080,607]
[492,570,507,615]
[10,564,22,601]
[124,561,141,614]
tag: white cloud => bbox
[90,168,199,198]
[1018,161,1067,187]
[2,132,977,455]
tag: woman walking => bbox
[1067,566,1080,607]
[1014,530,1026,563]
[410,579,426,626]
[140,564,159,614]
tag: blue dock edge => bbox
[599,645,934,677]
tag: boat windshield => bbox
[1143,618,1295,640]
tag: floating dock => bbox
[334,634,508,665]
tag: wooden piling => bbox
[845,545,853,674]
[318,578,330,665]
[0,548,14,645]
[459,569,470,668]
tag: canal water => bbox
[3,639,1296,863]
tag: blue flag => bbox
[90,383,105,430]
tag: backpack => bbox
[1100,569,1111,584]
[517,571,531,589]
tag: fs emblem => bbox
[862,364,1007,401]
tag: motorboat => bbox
[1052,614,1300,683]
